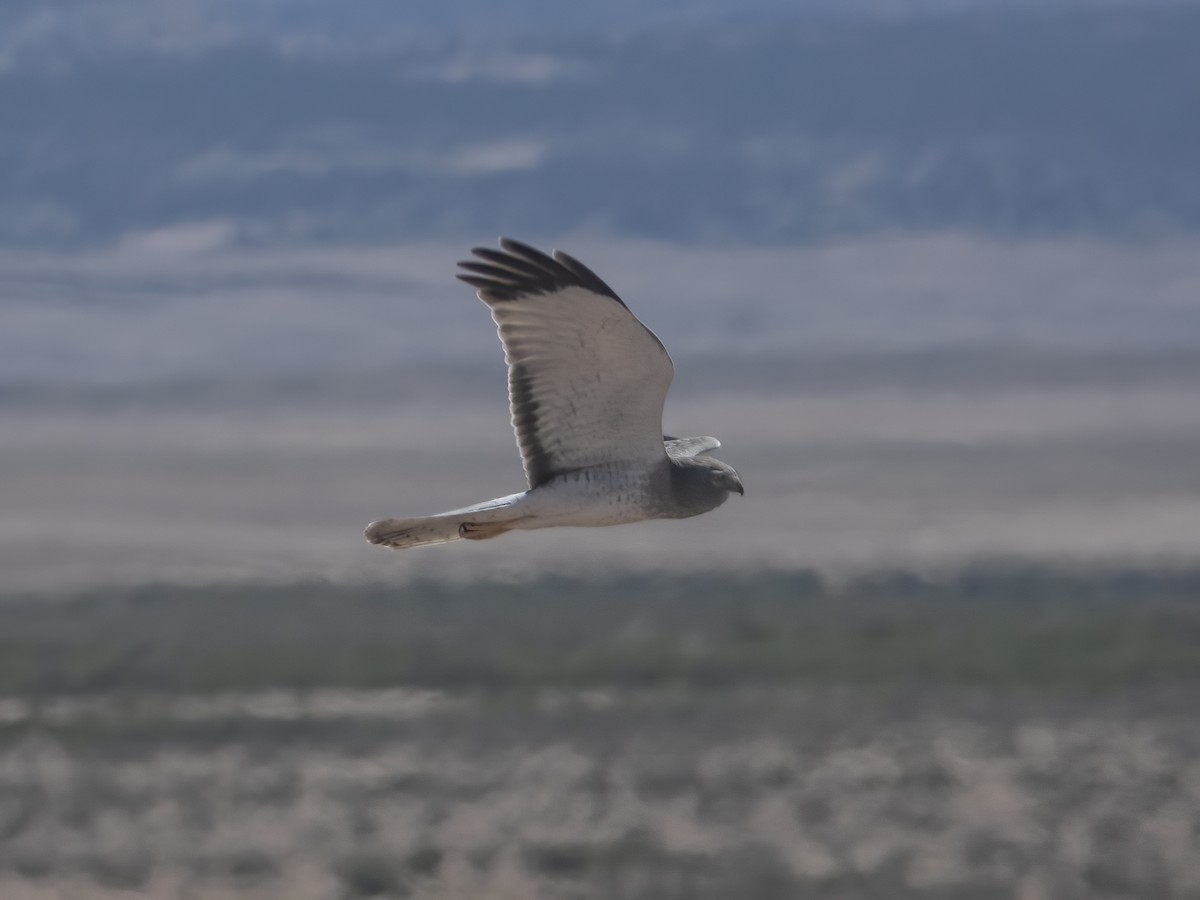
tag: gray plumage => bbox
[364,238,743,550]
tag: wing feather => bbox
[458,238,674,489]
[664,436,721,459]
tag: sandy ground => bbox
[1,685,1198,899]
[4,371,1200,592]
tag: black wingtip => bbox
[456,237,624,305]
[498,236,542,258]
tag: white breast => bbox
[511,463,665,530]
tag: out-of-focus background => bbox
[2,1,1200,897]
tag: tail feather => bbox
[365,496,528,550]
[364,515,470,549]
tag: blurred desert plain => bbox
[1,1,1200,897]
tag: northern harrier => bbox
[364,238,743,550]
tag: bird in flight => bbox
[364,238,743,550]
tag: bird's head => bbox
[709,459,745,497]
[678,455,744,498]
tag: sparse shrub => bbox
[405,845,443,878]
[0,782,44,840]
[335,852,408,898]
[525,827,667,878]
[85,853,151,890]
[225,850,279,881]
[11,853,52,880]
[523,841,591,877]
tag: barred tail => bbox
[364,515,468,549]
[364,497,528,550]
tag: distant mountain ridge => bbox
[0,6,1197,249]
[4,0,1196,52]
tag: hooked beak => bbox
[726,473,745,496]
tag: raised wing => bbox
[458,238,674,489]
[664,435,721,459]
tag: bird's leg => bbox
[458,520,519,540]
